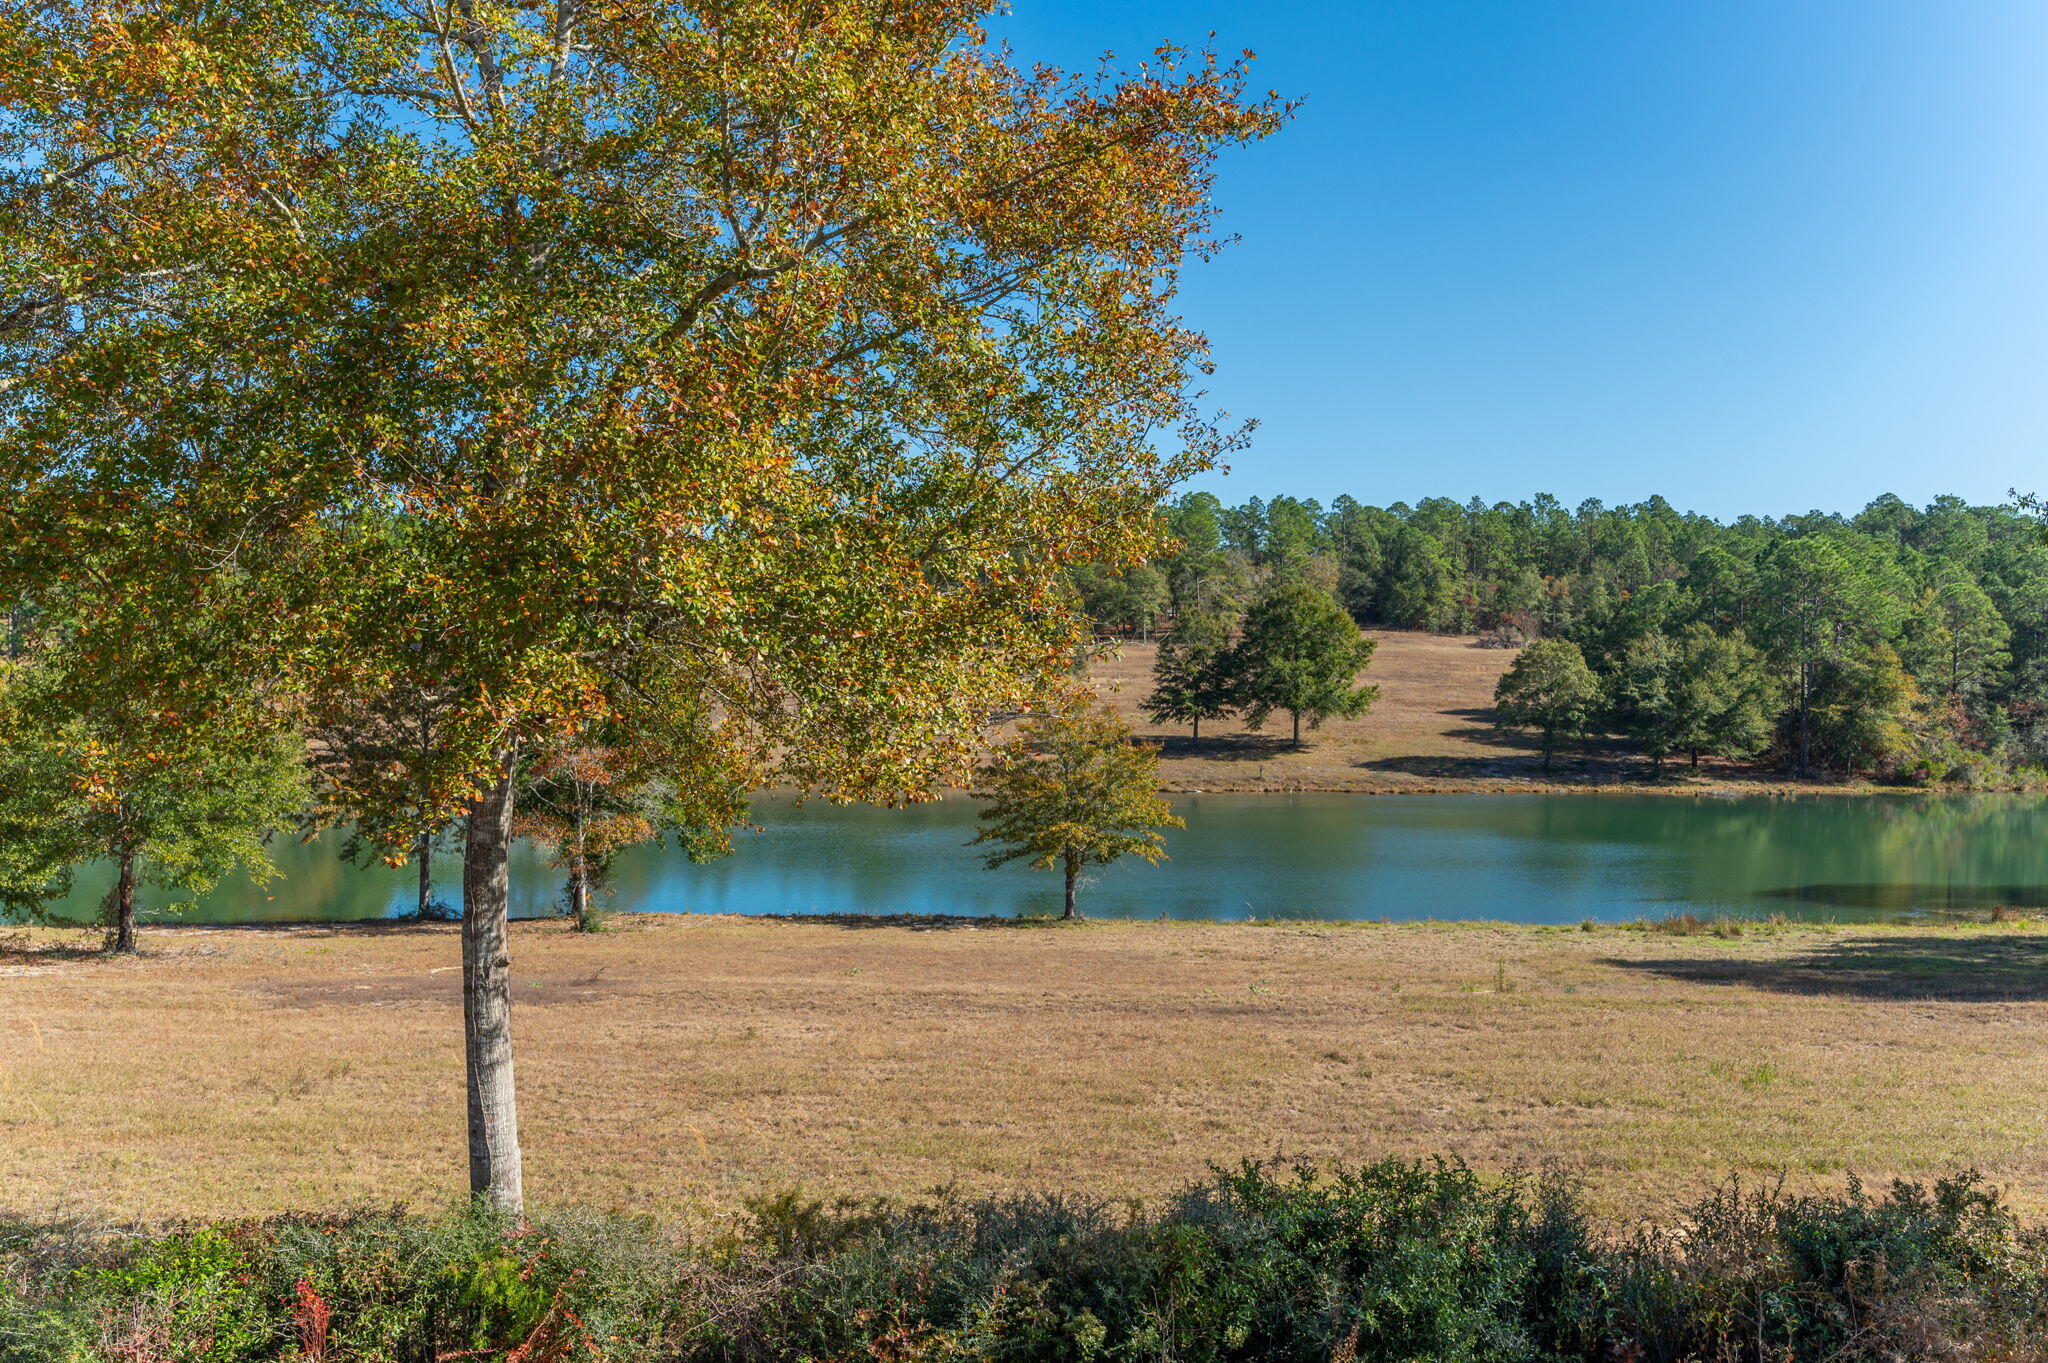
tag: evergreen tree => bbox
[1807,646,1921,774]
[1607,631,1682,772]
[1227,581,1380,747]
[1668,626,1781,767]
[1904,565,2009,700]
[1145,610,1236,744]
[1379,527,1459,630]
[1755,536,1906,774]
[1609,625,1780,772]
[1494,639,1603,770]
[1071,562,1170,639]
[972,707,1184,920]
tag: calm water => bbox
[34,793,2048,927]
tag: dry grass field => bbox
[1088,631,1877,794]
[5,914,2043,1223]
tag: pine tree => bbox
[1904,566,2009,701]
[972,707,1184,920]
[1145,610,1235,743]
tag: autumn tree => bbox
[516,736,739,931]
[1494,639,1602,769]
[309,681,461,919]
[972,706,1184,920]
[1227,579,1378,747]
[1144,608,1234,743]
[0,1,1280,1209]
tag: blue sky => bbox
[991,2,2048,519]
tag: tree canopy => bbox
[972,705,1183,920]
[1,0,1281,1211]
[0,651,306,952]
[1493,639,1602,770]
[1227,579,1378,747]
[1081,489,2048,783]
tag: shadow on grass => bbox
[1606,933,2048,1002]
[1148,733,1303,761]
[1355,729,1652,781]
[747,911,1065,932]
[0,930,109,965]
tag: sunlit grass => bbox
[1,914,2044,1222]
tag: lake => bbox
[31,792,2048,927]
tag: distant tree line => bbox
[1086,492,2048,782]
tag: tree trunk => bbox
[463,750,524,1213]
[1690,748,1701,768]
[1541,734,1554,771]
[568,869,592,932]
[1191,714,1200,745]
[415,829,432,918]
[107,846,137,955]
[1291,710,1302,748]
[1796,662,1811,775]
[1062,853,1080,920]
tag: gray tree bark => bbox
[567,869,592,931]
[108,845,137,955]
[416,829,433,917]
[463,749,523,1212]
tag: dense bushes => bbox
[4,1160,2043,1362]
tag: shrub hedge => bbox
[3,1159,2042,1361]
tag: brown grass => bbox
[1088,630,1887,794]
[4,915,2043,1223]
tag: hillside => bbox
[1086,630,1840,794]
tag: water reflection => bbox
[28,793,2048,927]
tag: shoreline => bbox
[1143,774,1992,798]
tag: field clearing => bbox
[4,915,2043,1223]
[1088,630,1881,794]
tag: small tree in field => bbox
[973,707,1184,920]
[1145,609,1235,743]
[516,740,739,932]
[308,675,461,920]
[0,661,307,952]
[1228,580,1379,747]
[1494,639,1603,770]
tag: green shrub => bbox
[2,1163,2044,1361]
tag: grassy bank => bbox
[4,915,2045,1222]
[5,1159,2043,1361]
[1088,631,1940,795]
